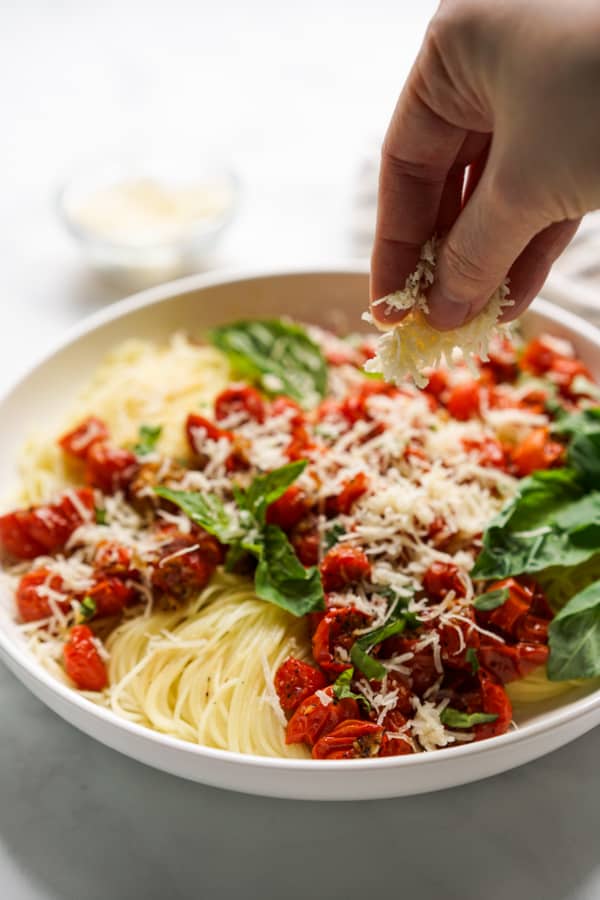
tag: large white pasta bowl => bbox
[0,265,599,800]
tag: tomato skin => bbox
[16,569,69,622]
[94,541,133,576]
[151,531,220,603]
[341,381,395,424]
[312,719,383,759]
[462,436,507,469]
[510,427,564,477]
[271,395,305,428]
[87,577,135,618]
[63,625,108,691]
[85,442,138,494]
[291,527,320,566]
[423,369,448,401]
[478,642,549,683]
[0,489,95,561]
[423,561,466,601]
[319,545,371,593]
[325,472,369,517]
[378,709,415,756]
[285,686,359,746]
[474,671,513,739]
[274,657,327,713]
[514,614,549,644]
[59,417,109,459]
[266,485,311,531]
[484,337,519,383]
[382,636,439,696]
[312,606,369,675]
[214,384,266,424]
[438,608,480,669]
[551,357,593,396]
[185,413,232,455]
[521,337,559,375]
[446,380,481,420]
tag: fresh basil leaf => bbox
[154,486,241,543]
[95,507,107,525]
[439,708,498,728]
[210,319,327,408]
[134,424,162,456]
[552,406,600,438]
[332,667,371,709]
[324,523,346,552]
[254,524,325,616]
[553,407,600,486]
[350,642,387,680]
[80,596,96,621]
[350,606,417,680]
[548,580,600,680]
[473,587,510,611]
[466,647,479,674]
[239,460,307,524]
[472,469,600,580]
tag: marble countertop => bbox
[2,2,600,897]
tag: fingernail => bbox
[426,283,471,331]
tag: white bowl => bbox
[1,265,599,800]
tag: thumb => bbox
[426,168,546,331]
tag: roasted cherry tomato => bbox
[462,436,507,469]
[214,384,266,424]
[521,336,560,375]
[274,657,327,713]
[151,531,220,603]
[312,719,383,759]
[16,569,69,622]
[319,545,371,593]
[473,671,513,740]
[340,381,395,424]
[378,709,415,757]
[381,636,439,696]
[59,416,109,459]
[446,380,481,420]
[185,413,233,455]
[87,577,135,618]
[422,369,448,401]
[63,625,108,691]
[483,336,519,383]
[0,488,95,560]
[291,525,320,566]
[285,686,359,746]
[510,427,564,477]
[478,642,549,683]
[476,578,533,637]
[437,608,480,669]
[271,395,305,428]
[266,485,311,531]
[423,561,466,601]
[93,541,133,576]
[325,472,369,517]
[85,442,138,494]
[312,606,370,675]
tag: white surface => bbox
[2,268,600,803]
[1,0,600,897]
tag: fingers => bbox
[425,166,547,331]
[499,218,581,322]
[370,82,466,326]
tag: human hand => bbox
[370,0,600,330]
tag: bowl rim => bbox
[1,261,599,773]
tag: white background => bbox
[2,2,600,898]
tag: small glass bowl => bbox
[56,154,240,290]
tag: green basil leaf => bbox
[239,460,307,524]
[553,407,600,486]
[210,319,327,408]
[324,523,346,552]
[332,667,371,709]
[466,647,479,674]
[350,605,417,680]
[154,486,241,543]
[473,587,510,611]
[134,424,162,456]
[439,708,498,728]
[80,595,96,621]
[548,580,600,680]
[254,524,325,616]
[350,642,387,680]
[95,507,107,525]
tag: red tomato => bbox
[423,561,466,601]
[341,381,395,424]
[271,396,305,428]
[63,625,108,691]
[483,336,518,383]
[378,709,415,757]
[87,577,135,618]
[94,541,133,575]
[214,384,266,424]
[151,531,220,602]
[286,424,315,462]
[478,578,533,636]
[0,488,95,560]
[266,485,311,531]
[325,472,369,517]
[312,719,383,759]
[285,686,359,746]
[514,614,550,644]
[312,606,370,675]
[423,369,448,401]
[382,636,439,696]
[521,337,560,375]
[510,427,565,477]
[473,671,513,739]
[462,436,507,469]
[478,642,549,683]
[185,413,233,455]
[85,443,138,494]
[291,527,320,566]
[437,608,480,669]
[446,380,482,420]
[16,569,69,622]
[319,545,371,593]
[274,657,327,713]
[59,416,109,459]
